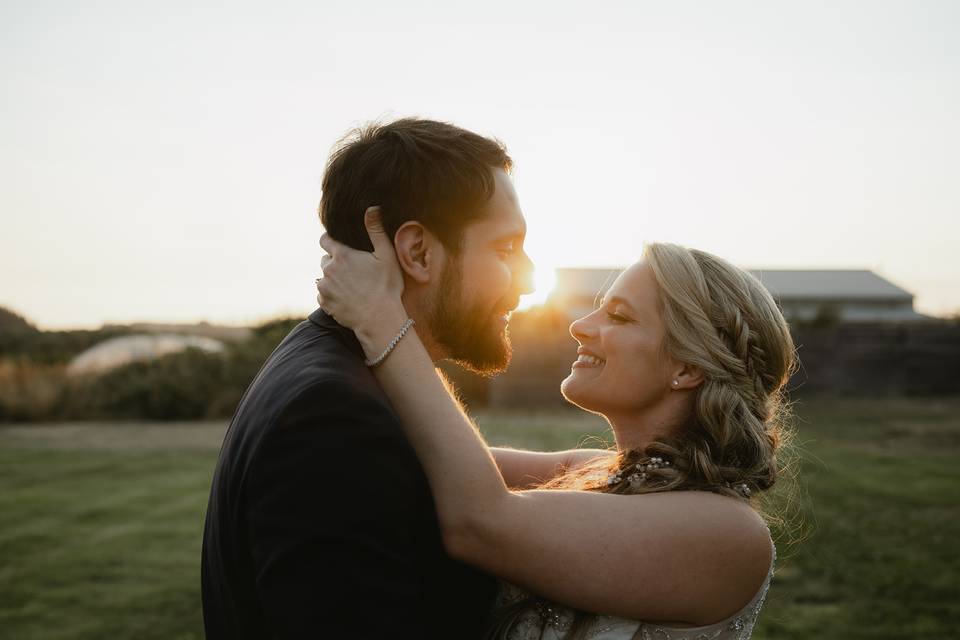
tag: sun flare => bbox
[518,263,558,310]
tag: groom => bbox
[201,118,533,639]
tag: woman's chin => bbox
[560,376,591,410]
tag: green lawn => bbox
[1,399,958,639]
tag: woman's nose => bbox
[570,312,598,341]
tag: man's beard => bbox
[428,257,512,377]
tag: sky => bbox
[2,0,958,329]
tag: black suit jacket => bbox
[201,309,497,639]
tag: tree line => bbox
[0,306,301,422]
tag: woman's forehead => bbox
[607,261,660,310]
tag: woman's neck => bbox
[606,395,693,452]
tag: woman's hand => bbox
[316,207,408,355]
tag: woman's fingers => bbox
[314,208,401,330]
[318,232,333,254]
[315,276,337,316]
[315,280,325,308]
[363,207,392,258]
[319,232,348,255]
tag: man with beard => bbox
[201,118,533,639]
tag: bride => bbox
[315,211,795,640]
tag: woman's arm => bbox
[316,214,773,625]
[491,447,615,489]
[352,304,770,624]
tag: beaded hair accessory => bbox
[606,455,753,498]
[607,456,670,488]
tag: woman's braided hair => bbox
[622,243,794,497]
[487,244,797,640]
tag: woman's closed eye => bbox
[606,311,631,324]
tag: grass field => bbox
[1,398,958,639]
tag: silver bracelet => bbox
[364,318,416,367]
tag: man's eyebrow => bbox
[492,228,526,243]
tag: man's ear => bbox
[394,221,439,284]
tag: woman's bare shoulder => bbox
[627,490,773,622]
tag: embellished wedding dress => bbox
[493,540,775,640]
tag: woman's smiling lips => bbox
[572,348,606,369]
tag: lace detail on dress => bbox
[494,541,775,640]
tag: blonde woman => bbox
[315,212,795,640]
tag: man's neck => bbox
[401,290,446,364]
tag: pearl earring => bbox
[671,380,679,388]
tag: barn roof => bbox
[552,268,914,302]
[749,270,912,301]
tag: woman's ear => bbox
[670,362,705,391]
[393,221,437,285]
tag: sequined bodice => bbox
[493,541,775,640]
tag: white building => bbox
[68,334,226,376]
[547,268,929,324]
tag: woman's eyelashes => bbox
[606,309,632,324]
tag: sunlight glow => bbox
[518,264,558,310]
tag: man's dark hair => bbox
[319,118,512,252]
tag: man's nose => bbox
[516,250,535,296]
